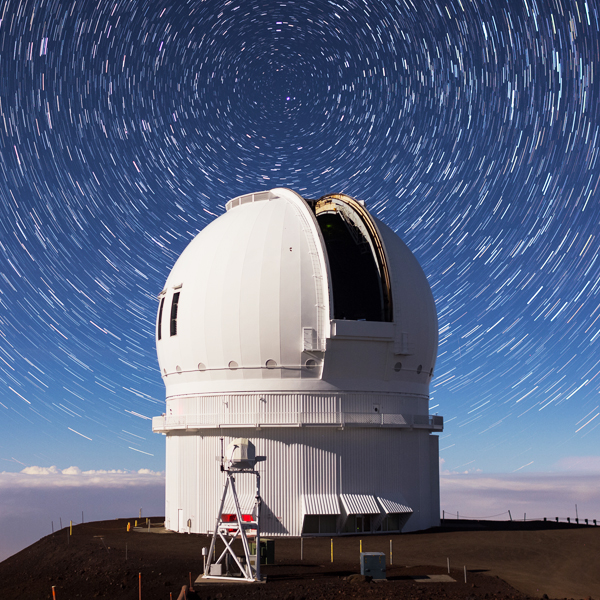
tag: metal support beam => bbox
[203,468,262,582]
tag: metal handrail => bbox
[153,412,443,431]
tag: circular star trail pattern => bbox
[0,0,599,472]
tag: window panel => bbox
[157,297,165,340]
[170,292,180,337]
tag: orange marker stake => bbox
[138,572,141,600]
[52,585,57,599]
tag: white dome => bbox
[156,188,438,399]
[154,188,443,538]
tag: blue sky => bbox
[0,0,599,556]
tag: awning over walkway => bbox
[340,494,380,515]
[377,496,413,514]
[301,494,340,515]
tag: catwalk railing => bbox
[152,412,443,432]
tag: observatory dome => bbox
[154,188,442,537]
[156,188,437,398]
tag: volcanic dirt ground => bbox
[1,518,598,600]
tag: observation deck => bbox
[152,411,443,432]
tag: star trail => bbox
[0,0,599,472]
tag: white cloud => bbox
[1,466,164,489]
[0,467,165,563]
[20,465,61,475]
[60,466,82,475]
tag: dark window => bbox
[344,514,372,533]
[320,515,337,533]
[303,515,319,534]
[376,513,401,532]
[303,514,337,534]
[387,514,401,530]
[317,211,387,321]
[170,292,180,336]
[157,297,165,340]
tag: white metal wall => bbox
[164,426,439,536]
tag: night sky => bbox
[1,0,599,475]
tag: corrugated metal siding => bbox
[165,435,179,531]
[335,427,427,532]
[259,430,302,535]
[429,435,440,526]
[222,493,257,515]
[163,426,437,537]
[417,429,431,531]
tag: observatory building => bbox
[152,188,442,536]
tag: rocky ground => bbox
[1,518,597,599]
